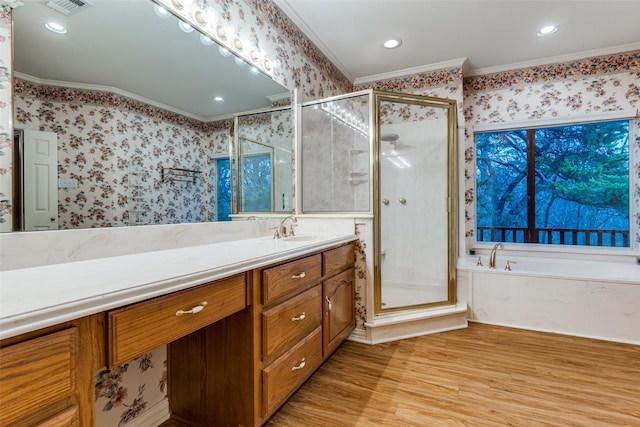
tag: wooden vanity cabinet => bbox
[166,241,356,427]
[107,273,247,367]
[257,242,356,423]
[0,315,104,427]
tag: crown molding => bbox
[467,42,640,77]
[13,72,236,123]
[272,0,354,83]
[354,58,468,85]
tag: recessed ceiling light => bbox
[45,22,67,34]
[213,96,224,102]
[383,38,402,49]
[537,25,558,37]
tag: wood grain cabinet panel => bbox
[262,327,323,418]
[108,273,246,366]
[323,243,355,278]
[262,254,321,305]
[37,406,79,427]
[262,285,322,363]
[0,328,77,426]
[323,268,355,356]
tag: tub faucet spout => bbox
[489,243,504,269]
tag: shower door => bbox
[374,92,457,313]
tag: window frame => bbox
[471,111,638,259]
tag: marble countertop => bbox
[0,233,357,340]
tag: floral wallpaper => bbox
[14,78,231,229]
[0,5,11,232]
[462,50,640,251]
[2,0,639,425]
[95,348,167,427]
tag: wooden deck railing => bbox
[477,227,629,247]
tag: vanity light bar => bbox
[157,0,274,77]
[46,0,93,16]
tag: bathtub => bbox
[456,255,640,344]
[457,255,639,284]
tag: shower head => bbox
[381,133,399,143]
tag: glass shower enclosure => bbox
[300,90,457,314]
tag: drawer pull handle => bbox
[291,271,306,279]
[292,358,306,371]
[176,301,208,316]
[292,312,306,321]
[326,296,332,311]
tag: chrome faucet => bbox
[279,215,297,237]
[489,243,504,269]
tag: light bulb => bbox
[200,34,214,46]
[178,20,193,33]
[153,4,169,18]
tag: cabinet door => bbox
[0,328,77,426]
[323,268,355,356]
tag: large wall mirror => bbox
[8,0,290,232]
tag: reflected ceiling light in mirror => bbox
[200,34,214,46]
[218,46,232,57]
[153,4,169,18]
[250,66,260,75]
[213,96,224,102]
[320,102,368,136]
[45,22,67,34]
[234,56,245,66]
[178,20,194,33]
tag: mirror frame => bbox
[232,105,294,215]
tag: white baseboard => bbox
[363,303,468,344]
[126,399,170,427]
[347,327,368,343]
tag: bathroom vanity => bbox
[0,234,356,426]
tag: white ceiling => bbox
[274,0,640,82]
[13,0,288,120]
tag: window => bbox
[475,119,630,248]
[216,158,231,221]
[241,153,272,212]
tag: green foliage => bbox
[476,119,630,245]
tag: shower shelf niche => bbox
[348,149,369,185]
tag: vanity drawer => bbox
[262,326,323,418]
[108,273,246,366]
[262,254,322,305]
[323,242,355,278]
[0,328,77,426]
[262,285,322,362]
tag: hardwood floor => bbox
[265,323,640,427]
